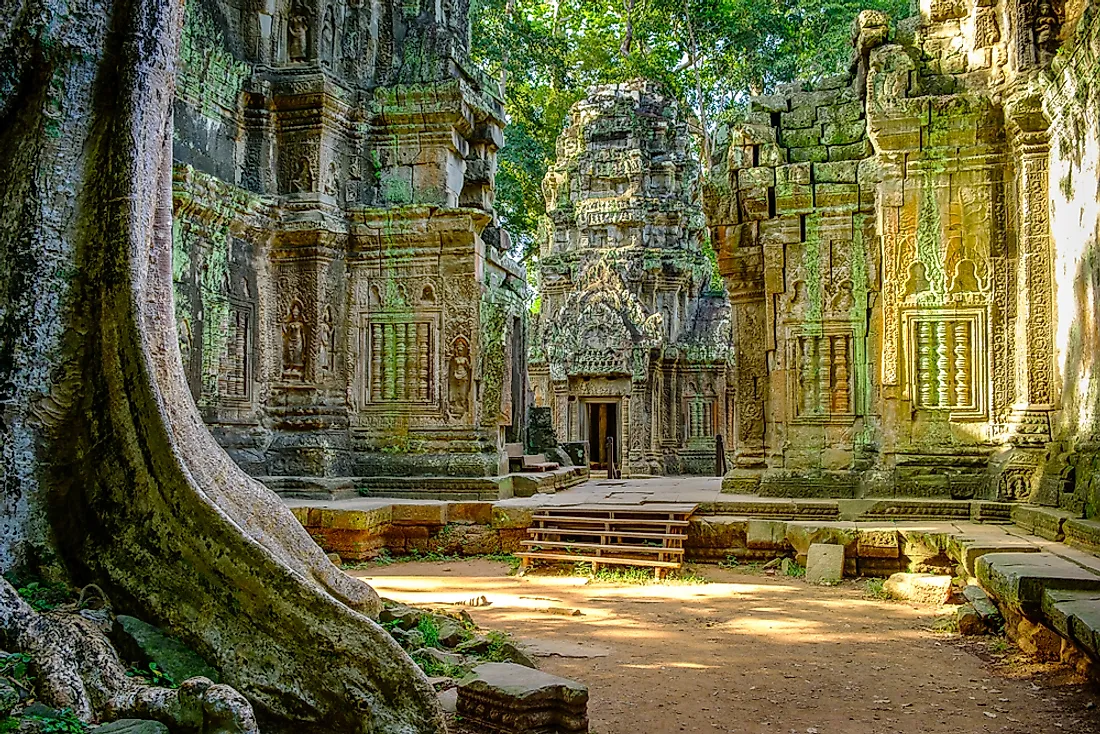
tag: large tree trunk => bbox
[0,1,445,732]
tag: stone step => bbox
[1041,589,1100,659]
[1011,504,1081,541]
[976,551,1100,616]
[948,531,1042,575]
[1064,518,1100,556]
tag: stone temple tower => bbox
[529,80,731,475]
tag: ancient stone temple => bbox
[707,0,1100,511]
[530,81,731,475]
[171,0,528,490]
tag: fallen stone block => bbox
[457,662,588,733]
[805,543,845,584]
[962,584,1001,623]
[957,604,988,635]
[883,573,952,604]
[112,615,220,684]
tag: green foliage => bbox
[472,0,912,253]
[783,560,806,578]
[573,561,709,585]
[127,662,178,689]
[25,710,88,734]
[417,615,441,648]
[1,653,33,686]
[863,577,890,600]
[4,573,73,612]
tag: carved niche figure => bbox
[1035,0,1059,66]
[905,261,930,297]
[448,336,472,418]
[282,300,307,379]
[292,156,314,193]
[325,161,339,196]
[950,259,982,293]
[321,5,336,66]
[318,306,336,373]
[287,7,309,62]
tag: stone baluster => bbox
[954,320,969,407]
[917,321,933,408]
[936,320,949,408]
[396,323,407,399]
[370,323,383,401]
[833,335,849,413]
[418,324,430,401]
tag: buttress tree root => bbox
[0,1,445,732]
[0,578,258,732]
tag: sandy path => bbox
[354,560,1099,734]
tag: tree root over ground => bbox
[0,578,257,732]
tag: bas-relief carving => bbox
[531,80,730,474]
[172,0,522,479]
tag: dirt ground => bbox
[354,560,1100,734]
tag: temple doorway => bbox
[585,400,620,471]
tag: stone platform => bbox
[265,465,588,502]
[288,476,1100,673]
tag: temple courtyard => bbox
[360,554,1100,734]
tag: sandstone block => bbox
[786,523,858,557]
[780,106,816,129]
[956,604,987,635]
[457,663,588,733]
[781,125,821,149]
[816,100,863,124]
[750,95,788,113]
[806,543,845,584]
[448,501,494,525]
[814,183,859,209]
[738,166,776,189]
[1041,589,1100,657]
[1063,518,1100,555]
[746,519,789,549]
[883,573,952,604]
[827,139,873,161]
[813,160,858,184]
[391,503,446,526]
[788,146,828,163]
[491,506,534,530]
[821,119,866,146]
[776,162,813,185]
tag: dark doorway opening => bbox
[587,401,619,470]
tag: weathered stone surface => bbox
[785,524,858,558]
[457,663,588,733]
[746,519,789,549]
[113,616,220,684]
[530,80,730,477]
[957,605,988,635]
[1041,589,1100,657]
[805,543,845,583]
[883,573,952,604]
[976,552,1100,616]
[963,584,1001,622]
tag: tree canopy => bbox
[471,0,912,258]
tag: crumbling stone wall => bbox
[530,81,731,475]
[1044,3,1100,518]
[171,0,528,485]
[708,0,1086,504]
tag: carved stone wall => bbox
[172,0,527,482]
[708,1,1075,500]
[530,81,731,475]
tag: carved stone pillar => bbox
[1006,91,1055,447]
